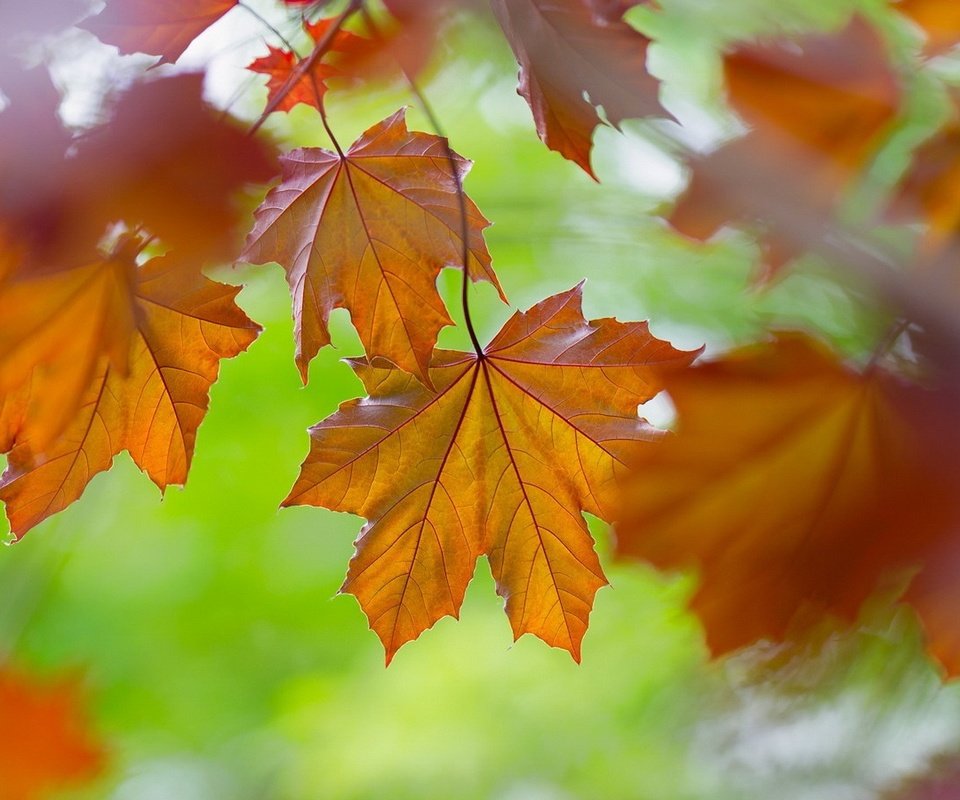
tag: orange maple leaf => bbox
[670,18,900,277]
[897,0,960,55]
[242,109,504,385]
[615,333,956,656]
[247,19,364,114]
[284,285,698,663]
[0,240,140,452]
[490,0,666,178]
[0,249,260,538]
[0,667,104,800]
[80,0,239,63]
[248,45,339,114]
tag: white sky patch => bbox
[594,126,685,198]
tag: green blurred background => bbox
[3,0,960,797]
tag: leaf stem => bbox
[361,7,485,357]
[249,0,363,135]
[310,73,344,156]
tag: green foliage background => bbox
[2,1,960,797]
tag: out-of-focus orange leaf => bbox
[615,334,956,656]
[0,667,104,800]
[76,74,277,263]
[284,285,697,663]
[670,18,901,277]
[490,0,666,177]
[242,109,503,384]
[897,0,960,55]
[80,0,238,63]
[0,250,261,538]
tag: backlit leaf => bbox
[246,19,364,115]
[284,285,697,662]
[242,109,503,384]
[0,251,260,538]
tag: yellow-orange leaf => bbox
[897,0,960,55]
[0,667,104,800]
[0,253,260,537]
[0,243,139,451]
[616,334,955,656]
[284,285,698,663]
[242,109,503,384]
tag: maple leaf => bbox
[0,240,140,452]
[246,17,369,115]
[0,666,104,800]
[0,250,260,538]
[80,0,239,63]
[249,44,337,115]
[897,0,960,55]
[283,285,698,663]
[615,333,956,656]
[490,0,666,177]
[242,109,503,385]
[669,18,900,277]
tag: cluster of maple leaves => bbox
[1,0,960,732]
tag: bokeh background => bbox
[3,1,960,797]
